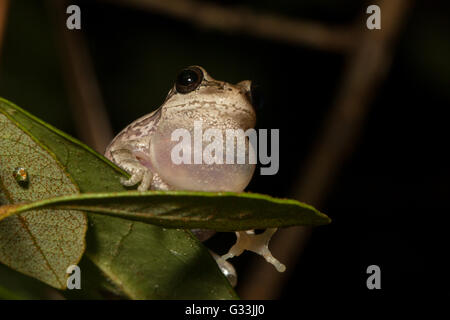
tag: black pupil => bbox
[177,69,198,87]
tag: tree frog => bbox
[105,66,285,281]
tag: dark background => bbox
[0,0,448,302]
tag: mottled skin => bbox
[105,66,285,279]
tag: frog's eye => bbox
[175,67,203,94]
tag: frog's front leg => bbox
[110,148,153,191]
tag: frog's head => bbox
[162,66,256,130]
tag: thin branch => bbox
[0,0,10,62]
[46,0,113,153]
[101,0,356,52]
[239,0,412,300]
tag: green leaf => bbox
[0,191,330,231]
[0,104,87,290]
[0,97,236,299]
[0,263,62,300]
[86,214,237,299]
[0,285,22,300]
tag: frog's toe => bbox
[222,228,286,273]
[137,170,153,191]
[120,171,144,187]
[209,251,237,287]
